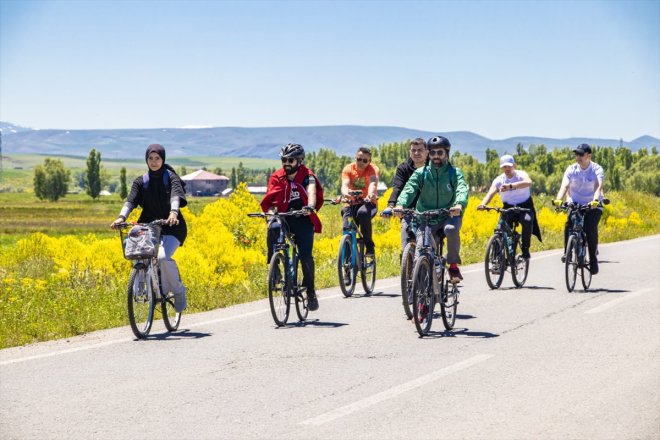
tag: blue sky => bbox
[1,0,658,139]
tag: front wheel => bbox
[127,264,155,339]
[411,255,435,337]
[485,235,505,289]
[268,252,290,326]
[294,260,308,322]
[161,291,181,332]
[440,281,459,330]
[360,241,377,295]
[565,235,578,292]
[337,234,356,297]
[511,239,529,288]
[581,239,592,290]
[400,242,415,320]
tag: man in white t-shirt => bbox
[477,154,542,259]
[553,144,605,274]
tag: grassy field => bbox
[0,188,658,348]
[0,153,280,191]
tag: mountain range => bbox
[1,121,657,161]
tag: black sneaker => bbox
[589,260,599,275]
[308,292,319,311]
[522,248,531,259]
[448,266,463,283]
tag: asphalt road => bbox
[1,235,658,440]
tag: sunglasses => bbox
[356,158,370,163]
[429,150,446,157]
[575,152,585,157]
[281,158,297,164]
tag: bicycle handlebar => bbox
[555,198,610,212]
[324,191,365,205]
[113,219,167,230]
[247,210,309,219]
[480,206,530,214]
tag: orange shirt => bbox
[341,162,380,202]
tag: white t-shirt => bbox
[492,170,531,205]
[562,162,605,204]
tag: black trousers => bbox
[502,210,533,250]
[564,209,602,261]
[267,216,315,294]
[342,202,378,253]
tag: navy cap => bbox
[573,144,592,154]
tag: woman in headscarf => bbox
[111,144,188,312]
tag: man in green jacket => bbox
[394,135,469,282]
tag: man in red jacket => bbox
[261,143,324,311]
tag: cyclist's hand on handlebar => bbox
[476,204,486,211]
[449,205,462,217]
[381,206,393,218]
[166,211,180,226]
[110,217,125,229]
[302,205,315,215]
[393,205,404,219]
[552,199,563,207]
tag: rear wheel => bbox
[294,260,308,322]
[360,241,376,295]
[268,252,290,326]
[581,239,592,290]
[337,234,356,297]
[511,238,529,288]
[127,264,155,339]
[440,281,459,330]
[565,235,578,292]
[400,242,415,320]
[485,235,505,289]
[411,255,434,337]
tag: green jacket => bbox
[396,163,469,223]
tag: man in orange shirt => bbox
[340,147,380,257]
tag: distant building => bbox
[181,169,229,196]
[247,186,268,195]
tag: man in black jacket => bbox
[382,138,428,250]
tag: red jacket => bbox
[260,165,324,233]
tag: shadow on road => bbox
[456,314,476,320]
[279,319,349,329]
[497,285,556,291]
[144,329,213,341]
[348,291,398,299]
[598,260,619,264]
[424,326,499,339]
[580,288,630,294]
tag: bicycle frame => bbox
[272,216,301,298]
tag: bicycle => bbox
[555,199,609,292]
[480,206,531,289]
[115,220,181,339]
[247,209,309,326]
[382,209,423,320]
[400,208,459,337]
[325,190,377,297]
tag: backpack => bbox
[143,170,188,192]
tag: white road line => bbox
[299,354,493,426]
[585,288,655,314]
[0,338,132,366]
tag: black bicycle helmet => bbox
[427,135,451,150]
[279,143,305,159]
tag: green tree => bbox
[236,162,247,184]
[85,148,102,199]
[230,167,237,188]
[33,158,71,201]
[119,167,128,199]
